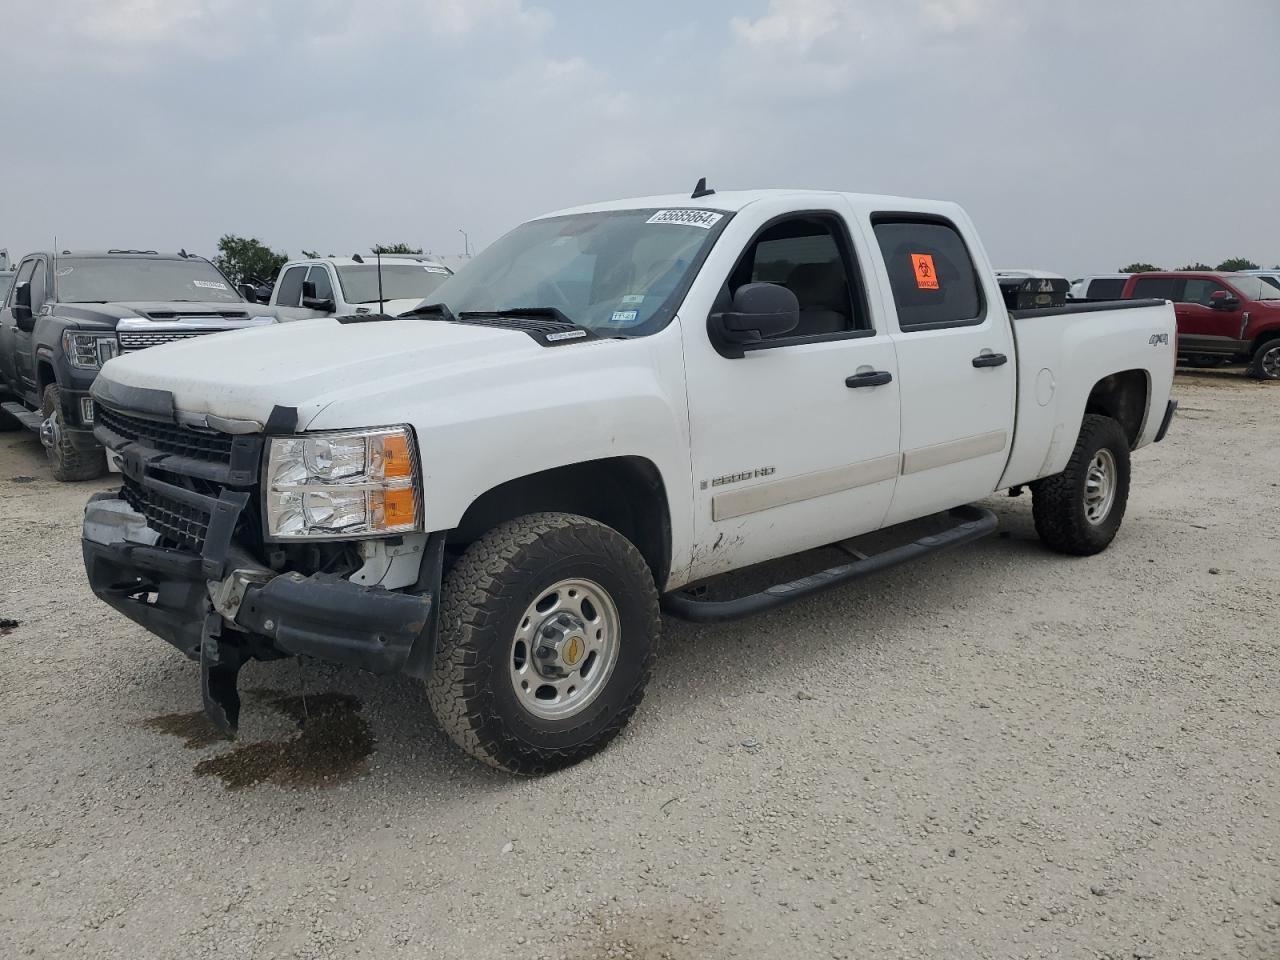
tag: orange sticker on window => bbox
[911,253,939,290]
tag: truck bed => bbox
[1001,298,1176,490]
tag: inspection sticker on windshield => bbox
[620,294,645,306]
[193,280,228,290]
[606,310,639,326]
[910,254,939,290]
[646,209,723,229]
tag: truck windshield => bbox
[54,258,242,304]
[1229,276,1280,300]
[337,263,452,304]
[420,208,730,336]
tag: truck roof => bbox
[542,188,966,220]
[287,255,449,268]
[18,249,203,261]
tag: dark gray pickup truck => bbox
[0,250,274,480]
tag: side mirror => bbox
[709,282,800,356]
[302,297,336,312]
[12,281,34,331]
[1209,290,1240,310]
[237,282,259,303]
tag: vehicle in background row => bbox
[1121,271,1280,380]
[268,254,453,321]
[83,187,1176,773]
[994,269,1069,310]
[0,249,13,300]
[1069,274,1131,301]
[0,250,275,480]
[1241,269,1280,291]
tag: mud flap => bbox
[200,610,249,735]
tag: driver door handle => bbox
[846,371,893,388]
[972,353,1008,368]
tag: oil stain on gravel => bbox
[138,710,231,749]
[192,690,374,790]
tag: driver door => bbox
[682,208,902,582]
[0,257,36,392]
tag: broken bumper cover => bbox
[82,495,439,679]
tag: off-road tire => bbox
[1031,414,1130,556]
[1248,338,1280,381]
[426,512,660,774]
[41,385,107,482]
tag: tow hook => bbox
[39,414,58,450]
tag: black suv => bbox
[0,250,273,480]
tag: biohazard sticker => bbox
[911,254,939,290]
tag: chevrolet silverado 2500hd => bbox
[81,187,1177,773]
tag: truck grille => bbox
[118,329,225,351]
[97,406,234,465]
[121,474,211,552]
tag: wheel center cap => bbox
[534,612,588,678]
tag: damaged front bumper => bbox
[82,493,443,733]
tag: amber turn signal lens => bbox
[381,433,413,479]
[378,486,417,528]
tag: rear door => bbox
[869,215,1016,526]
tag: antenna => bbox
[691,177,715,199]
[376,249,384,314]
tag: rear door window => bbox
[276,266,306,307]
[1086,278,1126,299]
[1130,277,1182,300]
[872,218,983,330]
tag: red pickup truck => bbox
[1121,272,1280,379]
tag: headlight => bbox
[264,426,420,540]
[62,331,120,369]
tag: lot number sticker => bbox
[646,209,723,229]
[193,280,228,290]
[911,254,939,290]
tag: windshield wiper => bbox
[399,302,457,322]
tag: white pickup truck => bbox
[267,254,453,321]
[81,186,1177,774]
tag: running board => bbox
[1,402,45,433]
[661,505,998,623]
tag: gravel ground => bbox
[2,371,1278,960]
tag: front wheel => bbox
[426,513,660,774]
[1031,414,1131,556]
[41,385,107,482]
[1249,339,1280,381]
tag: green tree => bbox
[1177,262,1214,271]
[1216,257,1260,272]
[301,249,319,259]
[372,243,423,255]
[214,235,288,284]
[1119,262,1159,273]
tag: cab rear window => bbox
[872,218,983,330]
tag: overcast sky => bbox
[3,0,1278,276]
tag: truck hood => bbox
[97,316,549,427]
[57,301,271,327]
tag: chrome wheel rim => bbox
[509,578,620,721]
[1262,345,1280,379]
[1084,448,1117,524]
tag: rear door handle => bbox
[846,371,893,388]
[972,353,1008,368]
